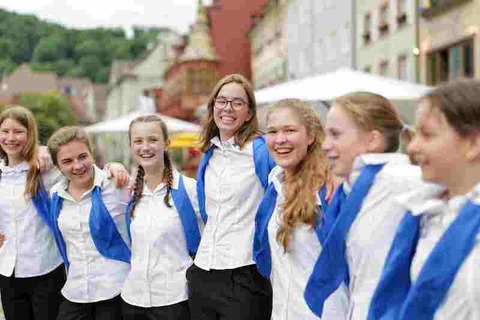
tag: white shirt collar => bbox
[142,167,182,195]
[396,182,480,217]
[269,165,321,206]
[57,165,106,200]
[0,160,30,174]
[210,136,240,151]
[344,153,411,193]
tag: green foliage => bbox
[0,8,163,83]
[17,91,77,144]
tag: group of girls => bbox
[0,73,478,320]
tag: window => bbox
[397,0,407,27]
[379,59,390,76]
[185,67,217,96]
[363,13,372,45]
[427,38,474,85]
[378,3,389,36]
[397,55,407,80]
[341,23,351,53]
[326,32,336,61]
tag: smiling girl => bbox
[188,74,275,320]
[47,126,131,320]
[121,115,202,320]
[368,79,480,320]
[254,99,348,320]
[305,93,423,320]
[0,106,65,320]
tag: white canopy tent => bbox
[85,111,201,134]
[254,67,432,104]
[248,68,434,126]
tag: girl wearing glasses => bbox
[254,99,348,320]
[368,79,480,320]
[187,74,274,320]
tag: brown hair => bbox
[422,78,480,136]
[47,126,94,167]
[199,73,261,152]
[0,105,40,197]
[334,92,403,152]
[128,115,174,217]
[267,99,330,250]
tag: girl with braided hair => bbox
[121,115,202,320]
[254,99,348,319]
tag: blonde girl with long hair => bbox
[0,105,65,320]
[121,115,202,320]
[254,99,348,319]
[188,74,275,320]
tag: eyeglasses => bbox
[214,98,248,110]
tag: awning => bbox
[254,67,432,104]
[85,111,201,134]
[170,131,200,149]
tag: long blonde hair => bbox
[267,99,330,250]
[199,73,261,152]
[128,115,174,217]
[0,106,40,197]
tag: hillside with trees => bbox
[0,8,163,83]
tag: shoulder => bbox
[49,178,66,197]
[379,162,423,193]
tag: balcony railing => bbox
[420,0,472,18]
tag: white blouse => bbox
[397,182,480,320]
[343,153,423,320]
[268,167,348,320]
[0,161,63,278]
[121,169,202,308]
[195,137,265,270]
[51,165,130,303]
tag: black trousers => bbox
[187,264,272,320]
[0,264,66,320]
[57,295,123,320]
[122,300,190,320]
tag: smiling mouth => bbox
[139,154,154,159]
[220,115,236,123]
[274,148,293,156]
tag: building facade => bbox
[356,0,418,82]
[105,28,182,120]
[159,0,220,121]
[419,0,479,85]
[288,0,354,80]
[207,0,269,80]
[249,0,289,88]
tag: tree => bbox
[32,33,68,62]
[17,91,77,144]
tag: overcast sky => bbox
[0,0,208,34]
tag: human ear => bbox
[464,132,480,161]
[366,129,385,153]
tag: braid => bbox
[129,165,145,217]
[163,151,174,208]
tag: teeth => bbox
[222,116,235,122]
[140,154,154,158]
